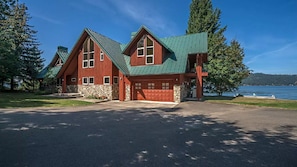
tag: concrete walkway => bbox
[0,101,296,166]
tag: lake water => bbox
[205,86,297,100]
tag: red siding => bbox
[77,40,114,85]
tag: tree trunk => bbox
[10,76,14,91]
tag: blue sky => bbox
[20,0,297,74]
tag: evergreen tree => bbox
[187,0,249,95]
[18,4,44,91]
[0,0,19,90]
[0,1,44,91]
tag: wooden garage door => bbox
[133,81,173,102]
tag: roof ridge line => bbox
[85,28,123,45]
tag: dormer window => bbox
[137,36,144,57]
[83,38,95,68]
[146,37,154,64]
[137,35,154,64]
[55,58,63,66]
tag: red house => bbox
[55,26,208,102]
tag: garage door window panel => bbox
[135,83,141,89]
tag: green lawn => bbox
[0,92,92,108]
[205,96,297,110]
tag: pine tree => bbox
[225,40,249,90]
[0,0,20,90]
[18,4,44,91]
[187,0,249,95]
[0,1,44,91]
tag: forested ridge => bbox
[242,73,297,86]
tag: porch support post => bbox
[62,74,67,93]
[119,72,125,101]
[196,54,203,100]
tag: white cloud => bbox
[246,41,297,65]
[32,14,63,25]
[84,0,177,36]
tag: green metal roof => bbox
[37,48,69,79]
[125,32,208,76]
[57,51,69,63]
[87,27,207,76]
[36,66,61,79]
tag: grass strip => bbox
[0,92,92,108]
[205,96,297,110]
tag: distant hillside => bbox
[242,73,297,86]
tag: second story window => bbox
[100,50,104,61]
[136,35,154,64]
[146,37,154,64]
[137,36,144,57]
[83,38,95,68]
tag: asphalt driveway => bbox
[0,101,296,166]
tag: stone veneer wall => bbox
[78,85,112,100]
[173,85,181,103]
[180,84,188,101]
[66,85,78,93]
[56,86,62,93]
[125,84,131,101]
[112,85,119,100]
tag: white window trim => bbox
[137,36,145,57]
[100,51,104,61]
[146,55,154,65]
[137,47,144,57]
[82,77,88,85]
[71,78,76,82]
[82,38,95,68]
[82,60,88,68]
[89,77,94,85]
[103,76,110,85]
[89,52,95,68]
[113,76,118,84]
[145,36,154,64]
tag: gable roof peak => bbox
[85,28,122,45]
[122,26,173,55]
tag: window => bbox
[136,35,154,64]
[100,51,104,61]
[135,83,141,89]
[55,58,63,66]
[103,76,110,85]
[137,36,145,57]
[82,77,94,85]
[82,38,95,68]
[89,77,94,84]
[148,83,155,89]
[89,53,94,67]
[113,76,118,84]
[146,37,154,64]
[83,53,88,68]
[71,78,76,82]
[162,83,169,90]
[83,77,88,85]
